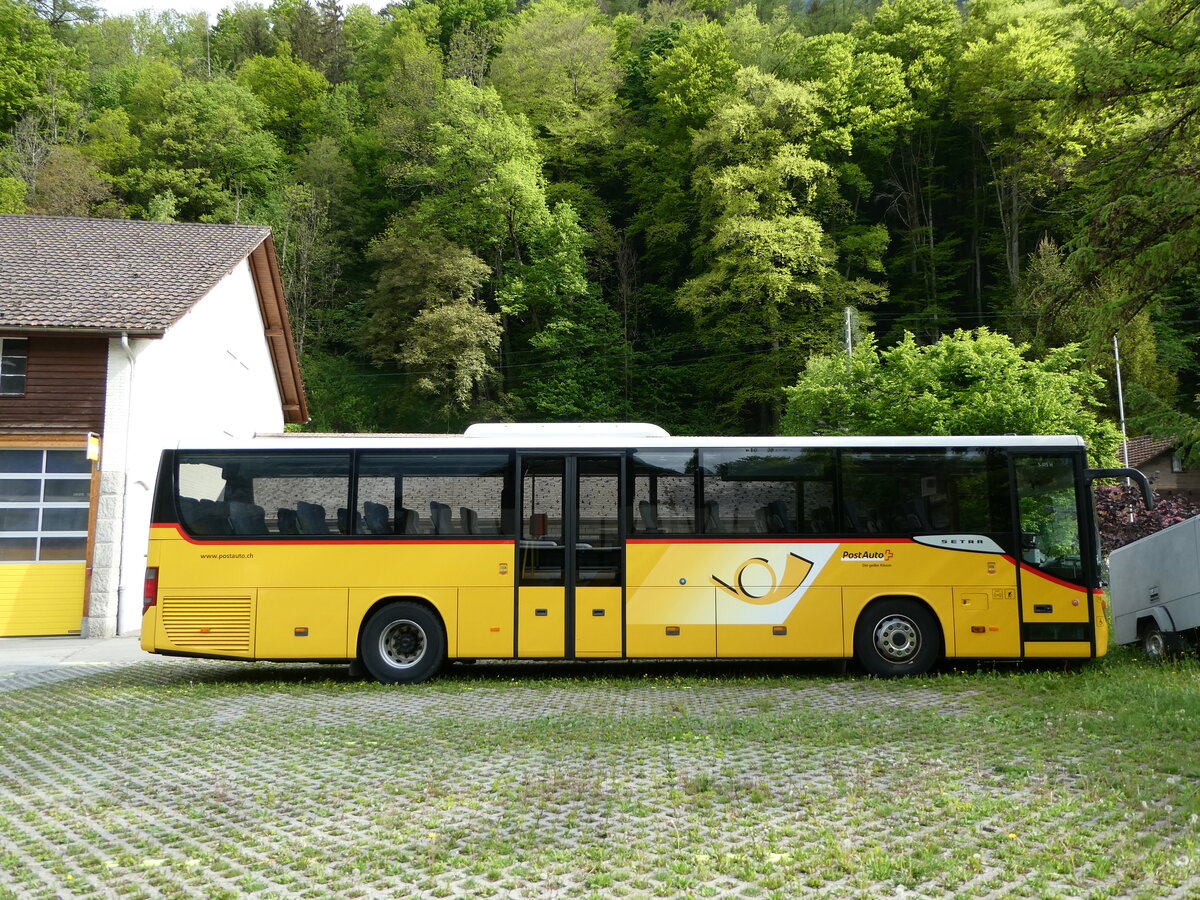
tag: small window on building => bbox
[0,338,28,396]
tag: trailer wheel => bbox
[1140,623,1181,661]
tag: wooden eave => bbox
[247,236,309,425]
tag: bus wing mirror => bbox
[1086,467,1155,510]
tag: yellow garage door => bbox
[0,447,92,636]
[0,563,85,635]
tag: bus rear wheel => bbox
[854,599,940,677]
[360,601,445,684]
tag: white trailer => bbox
[1108,514,1200,657]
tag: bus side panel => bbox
[952,585,1020,658]
[626,586,716,657]
[457,587,512,658]
[257,589,348,658]
[718,587,843,658]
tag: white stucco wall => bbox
[87,258,287,637]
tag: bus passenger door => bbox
[1012,454,1095,658]
[573,456,624,657]
[517,455,625,659]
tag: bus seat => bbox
[841,500,861,532]
[336,508,361,534]
[184,498,230,535]
[460,507,479,534]
[767,500,790,533]
[362,501,390,535]
[703,500,721,533]
[638,500,663,534]
[398,507,420,534]
[277,508,300,534]
[808,506,833,534]
[430,501,452,535]
[297,501,331,535]
[229,501,267,535]
[754,507,769,533]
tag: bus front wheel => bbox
[854,599,940,677]
[360,602,446,684]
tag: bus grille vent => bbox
[162,597,252,653]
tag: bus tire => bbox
[854,598,940,677]
[1140,622,1180,662]
[360,601,445,684]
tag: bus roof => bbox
[175,430,1088,452]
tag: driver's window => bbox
[1014,455,1083,585]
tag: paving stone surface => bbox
[0,657,1195,899]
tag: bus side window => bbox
[630,450,696,535]
[355,452,515,537]
[177,452,351,538]
[698,448,832,536]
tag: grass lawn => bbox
[0,648,1196,899]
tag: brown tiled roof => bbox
[1120,436,1175,469]
[0,215,271,332]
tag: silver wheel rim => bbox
[379,619,426,669]
[1144,630,1165,659]
[874,614,921,663]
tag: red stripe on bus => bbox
[1018,562,1089,593]
[626,537,917,545]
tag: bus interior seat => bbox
[337,507,362,534]
[841,500,861,532]
[460,507,479,534]
[276,508,300,534]
[229,501,267,535]
[754,507,769,533]
[703,500,721,533]
[638,500,663,534]
[398,507,420,534]
[767,500,790,532]
[181,497,231,534]
[178,496,201,528]
[362,501,390,535]
[297,501,331,535]
[430,501,453,535]
[808,506,833,533]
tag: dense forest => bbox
[3,0,1198,439]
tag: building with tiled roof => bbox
[1118,436,1175,470]
[0,215,307,638]
[1119,436,1200,497]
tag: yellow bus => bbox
[140,424,1150,682]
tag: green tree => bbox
[0,174,24,212]
[0,0,80,131]
[678,66,889,429]
[488,0,622,166]
[362,221,501,415]
[782,328,1121,463]
[1059,0,1200,322]
[236,43,332,152]
[127,75,281,221]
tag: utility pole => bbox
[1113,333,1129,470]
[1114,333,1133,521]
[844,306,853,371]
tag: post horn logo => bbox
[711,552,814,605]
